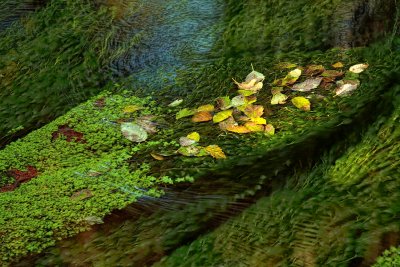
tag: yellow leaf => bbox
[276,62,297,69]
[197,104,215,112]
[218,116,236,131]
[238,89,256,96]
[244,122,264,132]
[213,109,233,123]
[291,97,311,111]
[250,117,267,125]
[192,111,213,122]
[244,105,264,118]
[264,124,275,136]
[245,95,257,104]
[150,153,165,161]
[226,124,252,134]
[205,145,227,159]
[282,68,302,86]
[123,105,142,113]
[187,132,200,142]
[332,62,344,68]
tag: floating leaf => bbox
[231,95,246,107]
[335,80,360,96]
[305,65,325,76]
[179,137,197,147]
[264,124,275,136]
[213,109,233,123]
[282,68,302,86]
[238,89,256,96]
[244,105,264,118]
[192,111,213,122]
[216,96,232,110]
[349,63,368,74]
[332,62,344,68]
[178,146,200,156]
[187,132,200,142]
[121,123,148,142]
[176,108,195,120]
[205,145,227,159]
[292,77,322,92]
[245,122,264,132]
[226,124,252,134]
[245,70,265,82]
[291,97,311,111]
[168,99,183,107]
[151,153,165,161]
[271,87,288,105]
[123,105,142,113]
[197,104,214,112]
[251,117,267,125]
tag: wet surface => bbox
[112,0,224,90]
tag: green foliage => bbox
[374,247,400,267]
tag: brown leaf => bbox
[244,105,264,118]
[192,111,213,122]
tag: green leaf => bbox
[176,108,195,120]
[213,109,233,123]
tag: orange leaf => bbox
[192,111,213,122]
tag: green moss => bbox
[374,247,400,267]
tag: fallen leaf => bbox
[271,87,288,105]
[321,70,344,79]
[244,105,264,118]
[231,95,246,107]
[233,78,263,92]
[305,65,325,76]
[178,146,201,156]
[245,95,257,104]
[136,116,158,134]
[168,99,183,107]
[335,80,360,96]
[121,123,148,142]
[292,77,323,92]
[238,89,256,96]
[192,111,213,122]
[213,109,233,123]
[197,104,215,112]
[71,189,93,200]
[250,117,267,125]
[216,96,232,110]
[87,170,102,177]
[151,153,165,161]
[245,122,264,132]
[264,124,275,136]
[291,97,311,111]
[218,116,236,131]
[187,132,200,142]
[123,105,142,113]
[282,68,302,86]
[349,63,368,74]
[205,145,227,159]
[179,137,197,147]
[332,62,344,68]
[245,70,265,82]
[176,108,196,120]
[226,124,252,134]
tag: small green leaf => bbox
[213,109,233,123]
[176,108,195,120]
